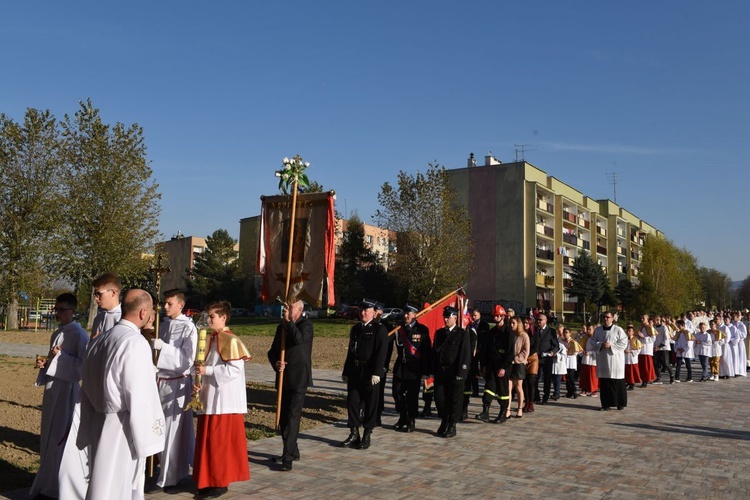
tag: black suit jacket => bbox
[536,325,559,357]
[268,316,314,390]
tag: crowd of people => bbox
[28,275,750,499]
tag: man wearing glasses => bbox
[593,312,628,411]
[90,272,123,339]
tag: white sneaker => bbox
[673,380,680,383]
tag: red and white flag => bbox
[257,192,336,307]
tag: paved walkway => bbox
[3,343,750,498]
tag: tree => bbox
[616,279,636,320]
[335,214,393,304]
[699,267,731,310]
[737,275,750,311]
[636,235,701,315]
[374,163,472,303]
[54,100,161,327]
[565,251,604,321]
[0,109,64,329]
[186,229,245,306]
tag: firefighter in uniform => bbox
[475,305,514,423]
[392,304,430,432]
[430,306,471,438]
[340,299,389,450]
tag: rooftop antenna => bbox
[606,172,620,203]
[514,144,535,162]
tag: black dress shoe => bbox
[340,430,360,448]
[407,419,415,432]
[270,455,300,464]
[197,487,228,499]
[436,419,448,436]
[599,407,611,411]
[492,415,508,424]
[280,461,293,471]
[444,424,457,438]
[617,406,624,410]
[358,431,372,450]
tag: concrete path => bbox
[3,343,750,498]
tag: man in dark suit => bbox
[430,306,471,438]
[340,299,389,450]
[535,313,559,404]
[268,300,314,471]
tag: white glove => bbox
[151,338,164,350]
[341,375,348,383]
[371,375,381,385]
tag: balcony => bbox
[536,275,554,287]
[582,240,591,251]
[617,246,626,256]
[597,245,607,255]
[563,256,575,267]
[536,224,554,238]
[578,217,590,229]
[631,251,641,261]
[562,233,578,246]
[537,199,554,214]
[563,278,573,288]
[536,248,554,261]
[618,265,627,274]
[562,210,577,223]
[631,234,645,246]
[563,301,578,311]
[596,226,606,237]
[631,268,639,277]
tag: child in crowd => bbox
[193,301,251,498]
[624,325,642,391]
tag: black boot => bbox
[444,423,457,438]
[475,405,490,422]
[436,418,448,436]
[407,419,415,433]
[340,428,360,448]
[493,405,509,424]
[394,414,408,432]
[358,429,372,450]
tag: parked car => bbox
[231,308,250,317]
[336,305,360,320]
[381,308,403,322]
[304,306,320,319]
[27,310,42,321]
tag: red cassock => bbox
[625,363,642,385]
[578,364,599,393]
[193,414,250,489]
[637,354,656,383]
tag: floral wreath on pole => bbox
[275,154,310,194]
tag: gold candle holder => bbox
[185,327,207,412]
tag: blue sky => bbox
[2,1,749,280]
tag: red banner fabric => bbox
[258,192,336,307]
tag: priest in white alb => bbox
[593,311,628,411]
[78,289,165,500]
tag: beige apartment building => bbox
[448,154,662,318]
[157,232,239,292]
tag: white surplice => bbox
[155,314,198,487]
[29,321,89,498]
[78,319,165,500]
[732,321,747,376]
[593,325,627,379]
[58,305,122,499]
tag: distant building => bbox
[157,232,238,292]
[335,219,396,269]
[447,154,662,317]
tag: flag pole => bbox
[275,175,299,429]
[385,286,466,337]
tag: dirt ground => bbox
[0,330,350,494]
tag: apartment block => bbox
[157,232,239,292]
[447,154,662,317]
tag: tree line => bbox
[0,100,160,329]
[567,236,737,321]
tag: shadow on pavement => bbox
[611,422,750,440]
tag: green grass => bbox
[227,318,354,338]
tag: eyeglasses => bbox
[603,315,613,319]
[93,289,112,298]
[54,307,73,312]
